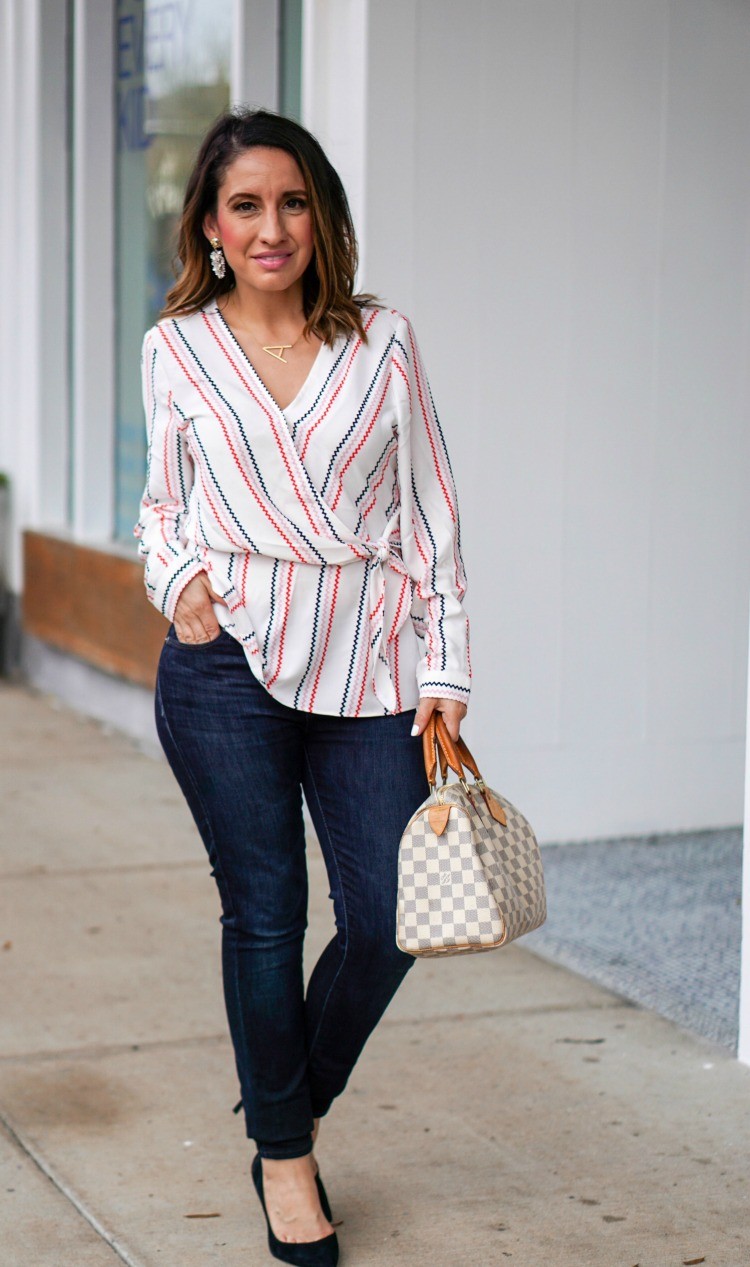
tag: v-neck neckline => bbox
[210,300,329,419]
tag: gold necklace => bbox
[225,312,306,364]
[261,341,298,363]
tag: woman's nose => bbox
[259,208,285,243]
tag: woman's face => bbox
[203,146,315,298]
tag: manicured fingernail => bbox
[410,724,419,736]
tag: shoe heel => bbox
[251,1154,339,1267]
[314,1169,333,1223]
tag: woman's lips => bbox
[252,252,292,271]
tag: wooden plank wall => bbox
[22,532,167,688]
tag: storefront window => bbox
[280,0,302,120]
[114,0,232,541]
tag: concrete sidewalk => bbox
[1,682,748,1267]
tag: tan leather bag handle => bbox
[421,712,441,786]
[422,712,475,786]
[454,732,481,780]
[421,713,507,826]
[422,713,451,785]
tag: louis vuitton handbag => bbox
[396,713,547,956]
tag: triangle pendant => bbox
[263,344,292,362]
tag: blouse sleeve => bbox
[132,328,205,620]
[392,313,472,705]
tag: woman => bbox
[135,107,471,1266]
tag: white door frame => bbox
[738,599,750,1064]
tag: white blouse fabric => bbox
[134,301,472,717]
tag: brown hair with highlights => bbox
[161,107,376,345]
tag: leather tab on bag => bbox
[428,803,452,835]
[484,791,507,825]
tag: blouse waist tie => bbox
[364,535,415,713]
[206,531,417,712]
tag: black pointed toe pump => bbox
[251,1154,339,1267]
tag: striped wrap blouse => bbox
[134,301,472,717]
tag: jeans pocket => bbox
[166,624,230,651]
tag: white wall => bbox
[302,0,368,262]
[308,0,750,842]
[0,0,70,591]
[739,598,750,1064]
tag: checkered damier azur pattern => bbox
[397,782,547,957]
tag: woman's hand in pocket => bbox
[173,573,229,644]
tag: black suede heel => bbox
[251,1154,339,1266]
[313,1167,333,1223]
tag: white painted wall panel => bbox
[559,2,666,752]
[302,0,368,265]
[0,2,18,583]
[359,0,750,840]
[739,594,750,1065]
[0,0,70,590]
[649,1,750,748]
[470,4,576,758]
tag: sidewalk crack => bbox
[0,1109,147,1267]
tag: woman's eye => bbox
[235,201,257,212]
[285,197,308,210]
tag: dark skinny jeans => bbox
[154,625,428,1159]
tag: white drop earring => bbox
[209,237,226,279]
